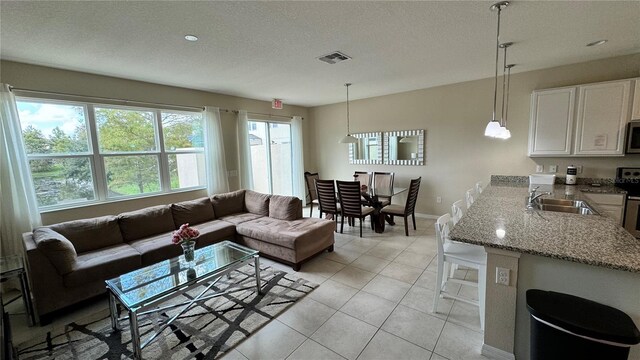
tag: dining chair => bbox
[381,177,421,236]
[304,172,320,218]
[465,188,476,209]
[336,180,375,237]
[315,179,341,230]
[475,181,484,195]
[353,171,372,191]
[451,200,465,225]
[433,213,487,330]
[373,172,395,206]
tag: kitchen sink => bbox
[532,198,599,215]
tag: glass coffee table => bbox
[105,240,260,360]
[1,255,35,326]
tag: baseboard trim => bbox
[481,344,516,360]
[414,212,439,219]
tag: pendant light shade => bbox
[485,1,509,138]
[339,83,358,144]
[484,121,502,137]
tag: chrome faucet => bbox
[527,186,551,209]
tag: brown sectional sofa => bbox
[23,190,335,322]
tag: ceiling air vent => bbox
[318,51,352,64]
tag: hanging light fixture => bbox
[495,42,513,139]
[500,63,515,139]
[339,83,358,144]
[485,1,509,138]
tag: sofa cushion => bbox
[63,243,141,287]
[235,217,335,250]
[192,220,237,248]
[211,190,245,218]
[128,232,183,266]
[218,213,264,225]
[49,215,123,254]
[171,197,216,226]
[32,227,77,275]
[119,205,176,242]
[269,195,302,220]
[244,190,271,216]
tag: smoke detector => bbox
[318,51,352,64]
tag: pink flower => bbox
[172,223,199,245]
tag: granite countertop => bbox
[449,183,640,273]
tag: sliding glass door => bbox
[248,121,293,195]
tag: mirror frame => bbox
[383,129,425,165]
[348,132,383,165]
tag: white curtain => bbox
[0,84,42,256]
[291,116,306,201]
[236,110,254,190]
[203,106,229,195]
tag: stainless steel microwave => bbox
[627,121,640,154]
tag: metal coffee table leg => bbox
[108,291,119,330]
[254,256,261,294]
[18,271,35,326]
[129,310,142,359]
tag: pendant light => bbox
[496,42,513,139]
[339,83,358,144]
[484,1,509,138]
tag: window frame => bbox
[16,96,206,211]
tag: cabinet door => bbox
[574,80,631,155]
[528,87,576,156]
[632,79,640,120]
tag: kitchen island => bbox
[450,181,640,360]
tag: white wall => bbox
[309,54,640,215]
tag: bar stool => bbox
[433,213,487,330]
[451,200,465,225]
[465,189,476,209]
[476,181,484,194]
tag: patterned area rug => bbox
[17,265,316,359]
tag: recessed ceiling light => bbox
[184,35,198,42]
[586,39,607,47]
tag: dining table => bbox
[361,186,407,233]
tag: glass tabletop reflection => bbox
[105,240,257,309]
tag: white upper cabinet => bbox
[528,78,634,157]
[574,80,631,156]
[632,79,640,120]
[528,87,575,156]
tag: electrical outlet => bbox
[496,267,510,286]
[436,196,442,204]
[576,165,583,174]
[536,165,544,173]
[549,165,557,173]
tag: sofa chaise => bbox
[23,189,335,322]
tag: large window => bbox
[248,120,293,196]
[16,98,205,209]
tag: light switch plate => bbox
[536,165,544,173]
[549,165,557,173]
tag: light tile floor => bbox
[5,211,489,360]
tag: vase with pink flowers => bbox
[172,223,200,263]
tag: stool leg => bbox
[433,257,444,313]
[478,265,487,331]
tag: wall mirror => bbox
[349,132,383,164]
[383,129,425,165]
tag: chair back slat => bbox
[451,199,465,225]
[315,179,338,214]
[435,213,452,258]
[373,172,394,197]
[475,181,483,195]
[404,177,421,214]
[304,172,319,203]
[465,188,476,209]
[336,180,365,217]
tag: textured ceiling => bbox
[1,1,639,107]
